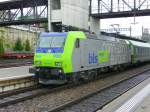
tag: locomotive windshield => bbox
[37,36,66,48]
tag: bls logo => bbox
[88,52,98,64]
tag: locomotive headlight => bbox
[59,69,62,73]
[36,68,40,72]
[36,61,41,65]
[55,62,62,67]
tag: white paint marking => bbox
[115,82,150,112]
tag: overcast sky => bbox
[101,16,150,37]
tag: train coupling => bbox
[29,67,36,74]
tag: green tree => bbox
[25,39,31,51]
[0,30,5,56]
[14,38,23,51]
[42,23,48,31]
[0,38,4,56]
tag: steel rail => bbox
[0,63,149,109]
[48,69,150,112]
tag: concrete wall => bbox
[51,10,62,22]
[61,0,89,30]
[0,26,38,51]
[48,0,100,33]
[90,17,100,35]
[48,0,52,31]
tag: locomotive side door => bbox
[72,38,82,72]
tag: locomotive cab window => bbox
[75,39,80,48]
[37,35,66,48]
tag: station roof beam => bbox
[0,0,48,26]
[90,0,150,19]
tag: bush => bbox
[14,38,23,51]
[25,39,31,51]
[0,38,4,56]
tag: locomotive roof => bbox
[40,32,68,37]
[129,40,150,48]
[85,32,127,44]
[101,32,146,43]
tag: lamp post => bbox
[130,16,139,38]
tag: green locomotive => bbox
[30,31,150,84]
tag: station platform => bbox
[0,66,33,81]
[97,77,150,112]
[134,94,150,112]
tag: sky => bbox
[101,16,150,37]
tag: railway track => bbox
[49,69,150,112]
[0,64,150,111]
[0,59,33,68]
[0,83,76,108]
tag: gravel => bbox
[0,64,150,112]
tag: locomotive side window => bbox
[75,39,80,48]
